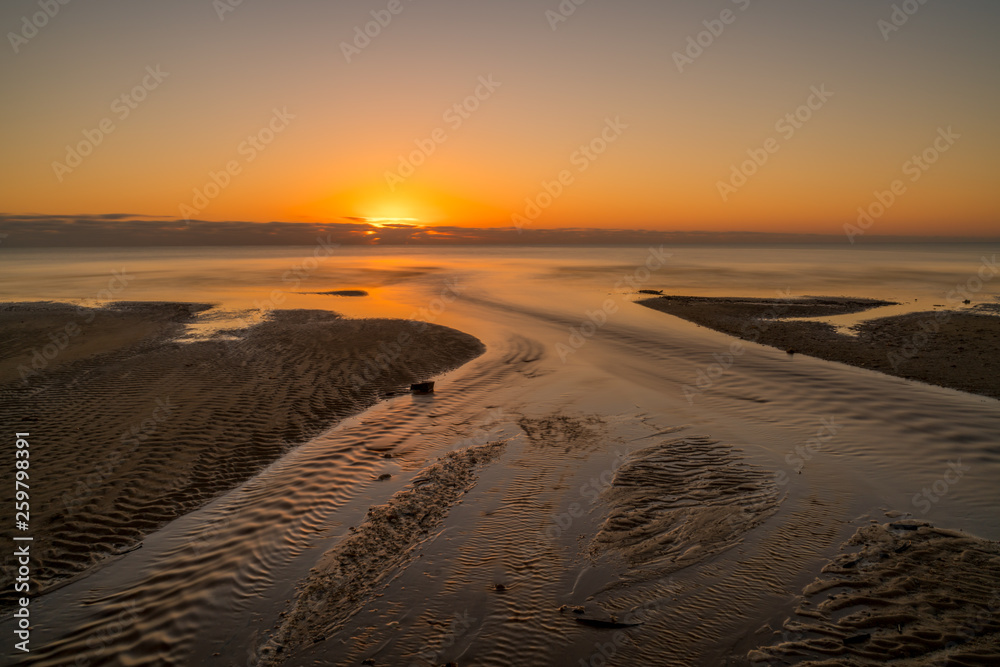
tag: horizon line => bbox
[0,215,997,248]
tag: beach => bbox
[0,301,483,604]
[6,0,999,661]
[637,295,1000,399]
[1,245,998,665]
[750,520,1000,665]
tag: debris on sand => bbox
[559,605,587,615]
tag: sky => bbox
[1,0,998,242]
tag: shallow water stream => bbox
[2,244,998,665]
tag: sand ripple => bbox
[592,435,781,585]
[260,440,508,664]
[0,304,483,603]
[750,521,1000,665]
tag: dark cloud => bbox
[0,215,994,248]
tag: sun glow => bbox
[360,217,422,228]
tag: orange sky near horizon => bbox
[1,0,998,238]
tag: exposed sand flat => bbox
[750,521,1000,665]
[641,295,898,320]
[258,423,791,666]
[0,301,212,382]
[3,247,999,667]
[260,440,508,665]
[638,296,1000,399]
[592,436,781,586]
[0,302,483,603]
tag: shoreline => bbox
[637,295,1000,400]
[0,301,485,603]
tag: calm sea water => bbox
[2,243,998,315]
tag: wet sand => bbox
[260,440,508,665]
[254,424,1000,667]
[591,436,780,587]
[2,247,998,666]
[750,521,1000,665]
[638,295,1000,399]
[0,302,484,603]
